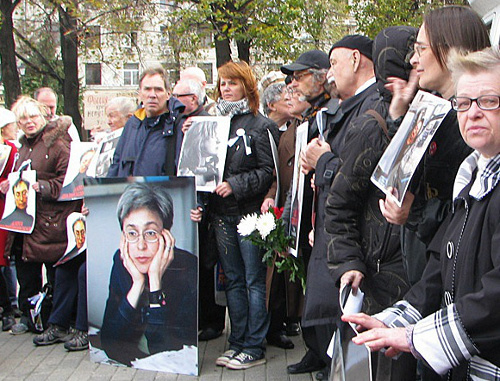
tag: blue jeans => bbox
[212,214,269,357]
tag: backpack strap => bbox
[365,109,389,140]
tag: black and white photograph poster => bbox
[0,169,37,233]
[371,90,451,206]
[87,128,123,178]
[177,116,230,192]
[288,121,308,256]
[85,177,198,376]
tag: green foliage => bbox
[350,0,470,39]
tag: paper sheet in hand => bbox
[330,285,372,381]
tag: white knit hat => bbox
[0,108,16,129]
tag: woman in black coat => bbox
[343,47,500,381]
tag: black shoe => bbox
[315,366,330,380]
[285,322,301,336]
[287,350,325,374]
[267,332,294,349]
[198,327,223,341]
[2,314,15,332]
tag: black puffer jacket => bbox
[210,112,278,216]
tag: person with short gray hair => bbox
[172,80,205,115]
[105,97,136,132]
[262,82,291,127]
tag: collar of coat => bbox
[453,151,500,201]
[20,115,73,148]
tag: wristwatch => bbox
[149,290,167,307]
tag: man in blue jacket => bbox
[108,67,185,177]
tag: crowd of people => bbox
[0,4,499,380]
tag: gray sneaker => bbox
[64,330,89,351]
[33,325,70,346]
[10,322,28,335]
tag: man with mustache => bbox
[108,67,185,177]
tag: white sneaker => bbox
[215,349,240,366]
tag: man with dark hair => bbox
[108,67,186,177]
[0,178,34,229]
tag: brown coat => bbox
[264,120,304,318]
[15,116,82,263]
[264,121,297,208]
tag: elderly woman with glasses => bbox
[100,183,197,366]
[343,47,500,381]
[6,96,81,335]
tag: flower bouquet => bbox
[237,207,306,292]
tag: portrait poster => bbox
[55,212,86,266]
[86,177,199,376]
[371,91,451,206]
[177,116,231,192]
[0,144,12,176]
[288,122,308,257]
[58,142,97,201]
[86,128,123,178]
[0,169,36,233]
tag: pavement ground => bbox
[0,322,316,381]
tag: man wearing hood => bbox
[108,67,185,177]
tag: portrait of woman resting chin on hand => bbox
[100,183,197,367]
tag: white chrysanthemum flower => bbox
[237,213,258,236]
[256,212,276,239]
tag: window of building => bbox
[122,32,138,49]
[197,27,212,48]
[198,63,213,84]
[85,63,101,85]
[123,63,139,86]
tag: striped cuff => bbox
[413,304,479,375]
[373,300,422,328]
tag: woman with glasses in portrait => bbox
[100,183,197,366]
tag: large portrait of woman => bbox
[85,177,198,376]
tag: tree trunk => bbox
[236,39,250,63]
[59,5,83,138]
[0,0,21,108]
[215,36,231,68]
